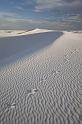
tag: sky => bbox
[0,0,82,30]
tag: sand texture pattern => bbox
[0,31,82,124]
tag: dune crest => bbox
[0,28,53,38]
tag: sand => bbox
[0,29,82,124]
[0,29,53,38]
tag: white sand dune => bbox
[0,28,53,38]
[0,29,82,124]
[0,30,62,65]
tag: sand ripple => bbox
[0,31,82,124]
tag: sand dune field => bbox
[0,29,82,124]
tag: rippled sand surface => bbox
[0,31,82,124]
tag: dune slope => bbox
[0,30,82,124]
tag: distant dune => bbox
[0,29,62,66]
[0,29,82,124]
[0,29,53,38]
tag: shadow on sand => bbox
[0,31,63,68]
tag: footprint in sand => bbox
[64,55,70,63]
[7,102,16,109]
[55,70,60,74]
[70,49,79,54]
[39,74,48,83]
[74,49,79,53]
[51,70,60,76]
[31,89,38,94]
[25,88,38,96]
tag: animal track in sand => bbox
[4,89,38,112]
[25,88,38,96]
[0,32,81,124]
[64,54,70,63]
[39,74,48,83]
[31,89,38,94]
[4,88,38,113]
[70,49,79,55]
[74,49,79,53]
[51,70,60,77]
[7,102,16,109]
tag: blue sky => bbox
[0,0,82,30]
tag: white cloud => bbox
[0,12,17,18]
[0,13,54,29]
[15,6,24,11]
[35,0,82,12]
[0,11,82,30]
[35,0,63,12]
